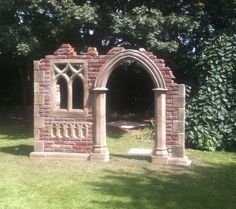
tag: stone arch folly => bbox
[31,44,191,166]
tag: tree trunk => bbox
[16,58,31,107]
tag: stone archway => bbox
[31,44,191,166]
[90,49,170,163]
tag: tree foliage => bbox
[0,0,199,106]
[0,0,236,150]
[110,6,199,53]
[186,29,236,151]
[0,0,98,106]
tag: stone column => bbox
[90,88,109,161]
[152,88,169,164]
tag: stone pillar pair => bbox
[90,87,169,163]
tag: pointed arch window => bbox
[72,76,84,109]
[56,77,68,109]
[52,60,88,114]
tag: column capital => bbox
[152,88,168,94]
[93,87,108,93]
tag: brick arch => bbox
[94,49,166,89]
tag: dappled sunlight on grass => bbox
[88,161,236,209]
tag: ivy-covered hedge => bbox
[186,29,236,151]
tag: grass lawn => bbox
[0,110,236,209]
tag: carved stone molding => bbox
[50,122,90,139]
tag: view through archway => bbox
[106,59,155,160]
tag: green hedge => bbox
[186,29,236,151]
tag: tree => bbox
[0,0,98,106]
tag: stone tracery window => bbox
[53,60,88,113]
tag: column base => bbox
[89,151,109,162]
[151,155,191,166]
[152,148,168,156]
[168,156,192,166]
[151,155,169,164]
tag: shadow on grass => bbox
[89,163,236,209]
[0,144,33,156]
[110,153,151,162]
[107,126,127,139]
[0,127,33,140]
[0,107,33,140]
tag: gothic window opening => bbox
[57,77,68,109]
[73,77,84,109]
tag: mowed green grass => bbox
[0,119,236,209]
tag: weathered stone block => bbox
[178,84,185,96]
[34,82,39,94]
[178,108,185,121]
[30,152,90,160]
[34,117,44,129]
[172,145,184,158]
[34,71,44,82]
[168,156,192,166]
[151,155,169,164]
[34,128,40,140]
[178,133,185,145]
[173,120,185,133]
[173,96,185,108]
[33,141,44,152]
[34,94,44,105]
[89,152,109,161]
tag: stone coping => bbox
[30,152,90,160]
